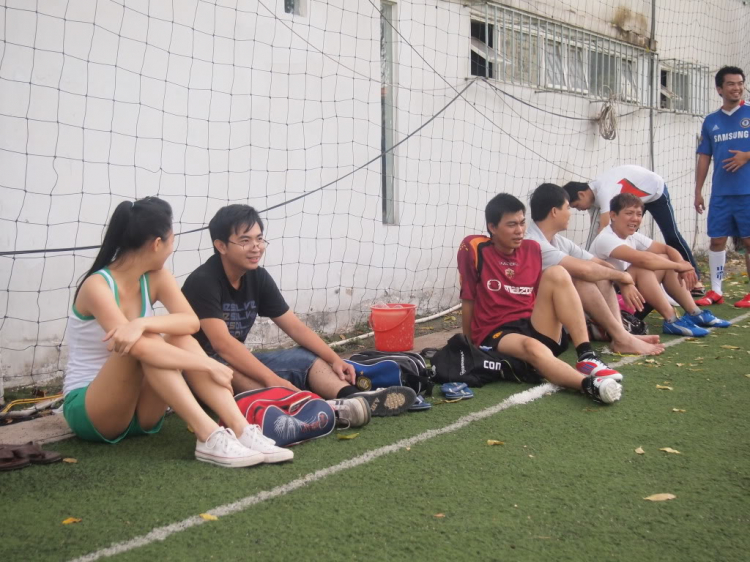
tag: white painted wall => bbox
[1,0,749,390]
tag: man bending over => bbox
[458,193,623,404]
[564,165,704,296]
[589,194,731,337]
[527,183,664,356]
[182,205,416,420]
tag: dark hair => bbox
[208,204,264,254]
[485,193,525,235]
[610,193,644,214]
[715,66,745,88]
[562,181,590,203]
[75,196,173,300]
[530,183,569,222]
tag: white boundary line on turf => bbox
[71,311,750,562]
[608,310,750,368]
[71,383,559,562]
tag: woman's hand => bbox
[201,357,235,392]
[103,319,146,355]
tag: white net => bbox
[1,0,749,392]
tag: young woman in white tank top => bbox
[64,197,292,467]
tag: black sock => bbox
[576,342,594,359]
[336,385,360,399]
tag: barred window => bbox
[660,60,711,115]
[470,4,649,105]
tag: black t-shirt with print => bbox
[182,254,289,354]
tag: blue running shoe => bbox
[686,309,732,328]
[662,316,709,337]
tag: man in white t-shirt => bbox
[589,193,730,337]
[527,183,664,356]
[564,165,703,295]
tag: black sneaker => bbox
[351,386,416,417]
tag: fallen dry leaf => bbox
[62,458,78,464]
[644,359,656,364]
[635,447,645,455]
[200,513,218,521]
[434,513,446,518]
[487,440,505,446]
[337,433,360,440]
[656,384,673,390]
[644,493,676,502]
[659,447,681,454]
[675,363,685,367]
[745,375,750,379]
[721,345,740,350]
[672,408,686,413]
[62,517,82,525]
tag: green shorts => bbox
[63,386,165,444]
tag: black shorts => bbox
[481,317,569,358]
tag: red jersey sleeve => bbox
[457,237,479,301]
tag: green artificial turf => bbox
[3,306,749,562]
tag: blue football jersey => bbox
[697,101,750,196]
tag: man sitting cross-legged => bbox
[458,193,623,404]
[527,183,664,356]
[182,205,416,424]
[589,193,731,337]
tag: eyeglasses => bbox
[227,238,270,250]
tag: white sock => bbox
[708,250,726,295]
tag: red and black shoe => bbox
[735,293,750,308]
[694,290,724,306]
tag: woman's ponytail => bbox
[74,197,172,301]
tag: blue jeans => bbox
[253,347,318,390]
[209,346,318,389]
[644,185,700,276]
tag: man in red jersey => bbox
[458,193,623,403]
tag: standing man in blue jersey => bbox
[695,66,750,308]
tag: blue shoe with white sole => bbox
[662,316,709,337]
[685,309,731,328]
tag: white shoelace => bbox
[242,425,278,450]
[205,427,248,455]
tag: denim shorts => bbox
[211,346,318,390]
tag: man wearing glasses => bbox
[182,205,415,422]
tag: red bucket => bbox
[369,304,416,352]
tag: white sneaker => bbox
[326,396,371,428]
[238,424,294,464]
[195,427,264,468]
[582,375,622,404]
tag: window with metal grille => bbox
[660,60,711,115]
[470,3,650,105]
